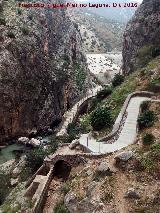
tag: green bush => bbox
[74,63,86,91]
[112,73,124,87]
[28,14,33,20]
[137,45,160,69]
[67,122,79,136]
[141,156,154,173]
[17,8,22,15]
[60,183,70,195]
[151,143,160,157]
[79,114,92,133]
[54,201,69,213]
[138,110,155,130]
[137,45,155,68]
[19,167,32,182]
[46,138,59,154]
[90,97,100,111]
[91,107,112,131]
[0,170,11,205]
[26,147,46,173]
[21,26,29,35]
[7,31,15,38]
[141,101,150,113]
[0,17,6,25]
[152,46,160,58]
[142,133,155,145]
[146,77,160,93]
[96,86,112,100]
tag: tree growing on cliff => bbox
[112,73,124,87]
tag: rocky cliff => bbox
[122,0,160,74]
[0,0,90,142]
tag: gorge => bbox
[0,0,160,212]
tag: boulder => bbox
[114,151,133,162]
[124,188,140,199]
[78,198,104,213]
[65,190,105,213]
[11,178,18,187]
[69,139,79,149]
[64,192,78,212]
[12,167,21,177]
[96,161,113,176]
[12,156,26,177]
[0,159,15,173]
[86,181,101,201]
[29,138,41,147]
[18,137,29,144]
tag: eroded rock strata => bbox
[123,0,160,74]
[0,0,90,142]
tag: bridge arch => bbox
[53,160,71,180]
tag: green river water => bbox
[0,144,25,165]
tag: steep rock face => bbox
[0,0,90,142]
[122,0,160,74]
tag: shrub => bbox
[138,110,155,129]
[91,107,112,131]
[146,77,160,93]
[21,26,29,35]
[0,4,3,13]
[141,156,154,173]
[151,143,160,157]
[112,73,124,87]
[60,183,70,195]
[67,122,79,136]
[46,137,59,154]
[19,167,32,182]
[7,31,15,38]
[28,14,33,20]
[79,114,92,133]
[152,46,160,58]
[142,133,155,145]
[0,17,6,25]
[96,86,112,100]
[92,172,101,182]
[25,147,46,173]
[64,135,77,143]
[74,63,86,91]
[90,97,100,111]
[54,201,69,213]
[137,45,153,67]
[141,101,150,112]
[0,170,11,205]
[17,8,22,15]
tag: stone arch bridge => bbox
[24,152,87,213]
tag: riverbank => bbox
[0,144,25,164]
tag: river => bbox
[0,144,25,164]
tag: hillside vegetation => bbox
[71,9,125,52]
[76,56,160,137]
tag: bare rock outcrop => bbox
[0,0,90,143]
[122,0,160,74]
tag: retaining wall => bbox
[99,91,154,142]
